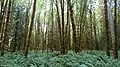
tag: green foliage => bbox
[0,51,120,67]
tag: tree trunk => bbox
[66,0,70,51]
[60,0,66,54]
[55,0,62,51]
[93,12,99,50]
[89,4,92,49]
[24,0,37,57]
[68,0,78,53]
[113,0,118,59]
[0,0,4,51]
[104,0,110,56]
[0,0,8,52]
[1,0,11,56]
[51,0,54,51]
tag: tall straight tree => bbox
[55,0,62,51]
[93,12,99,50]
[1,0,11,56]
[51,0,54,51]
[66,0,70,50]
[89,1,93,49]
[0,0,8,52]
[0,0,4,28]
[23,6,31,51]
[104,0,110,56]
[68,0,78,52]
[0,0,5,50]
[113,0,118,59]
[24,0,37,57]
[60,0,66,54]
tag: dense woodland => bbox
[0,0,120,67]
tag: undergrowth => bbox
[0,50,120,67]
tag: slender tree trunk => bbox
[0,0,4,28]
[23,8,30,51]
[51,0,54,51]
[66,0,70,51]
[36,12,41,50]
[108,0,114,50]
[93,12,99,50]
[24,0,37,57]
[79,1,87,50]
[0,0,4,23]
[89,4,92,49]
[68,0,78,53]
[1,0,11,56]
[113,0,118,59]
[0,0,4,51]
[60,0,66,54]
[0,0,8,51]
[42,10,46,52]
[104,0,110,56]
[56,0,62,52]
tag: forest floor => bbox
[0,50,120,67]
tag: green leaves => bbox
[0,51,120,67]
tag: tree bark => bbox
[0,0,8,51]
[55,0,62,51]
[1,0,11,56]
[68,0,78,53]
[113,0,118,59]
[60,0,66,54]
[66,0,70,51]
[24,0,37,57]
[93,12,99,50]
[104,0,110,56]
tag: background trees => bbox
[0,0,120,59]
